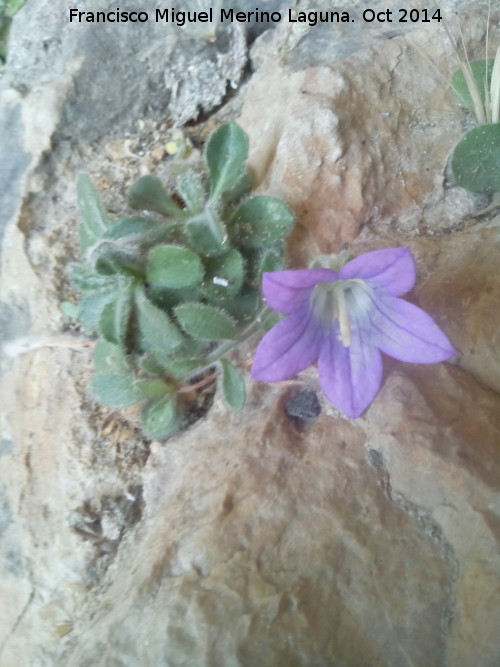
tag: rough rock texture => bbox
[240,4,494,258]
[1,0,500,666]
[164,24,248,126]
[416,225,500,395]
[55,370,500,667]
[1,0,285,139]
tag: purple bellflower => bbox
[251,247,455,418]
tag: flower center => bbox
[310,278,367,346]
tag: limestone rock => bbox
[415,223,500,395]
[239,8,496,260]
[165,25,247,126]
[54,370,500,666]
[3,0,252,140]
[1,0,500,665]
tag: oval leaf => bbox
[135,287,185,354]
[128,175,182,217]
[220,358,246,411]
[230,196,294,248]
[141,393,180,440]
[451,124,500,193]
[174,303,235,340]
[92,373,144,408]
[146,245,203,289]
[205,122,249,199]
[201,249,244,300]
[94,340,129,374]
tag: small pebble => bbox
[284,390,321,426]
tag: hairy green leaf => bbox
[146,245,203,289]
[78,285,119,332]
[185,206,229,257]
[220,358,246,411]
[77,174,109,250]
[176,170,206,214]
[99,303,118,344]
[91,372,144,408]
[221,168,252,204]
[68,263,115,292]
[103,217,170,247]
[179,337,205,357]
[159,358,202,379]
[200,249,244,300]
[257,247,285,282]
[206,122,249,199]
[91,242,143,277]
[174,303,236,340]
[139,354,166,375]
[147,285,199,313]
[451,123,500,193]
[98,277,134,345]
[141,336,204,377]
[94,339,130,374]
[141,393,180,440]
[135,287,185,355]
[136,379,172,399]
[128,175,182,217]
[222,286,261,323]
[230,196,294,248]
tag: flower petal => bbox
[251,307,322,381]
[262,269,337,314]
[339,247,416,296]
[368,292,455,363]
[318,323,383,419]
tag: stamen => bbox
[310,278,368,347]
[336,287,351,347]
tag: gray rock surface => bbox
[0,98,30,255]
[1,1,500,665]
[164,24,247,126]
[2,0,285,138]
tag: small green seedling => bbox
[66,123,294,439]
[449,16,500,193]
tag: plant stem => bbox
[184,305,274,380]
[2,335,95,357]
